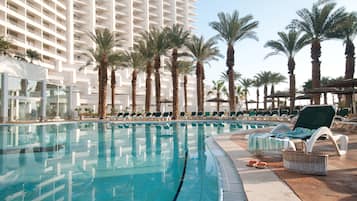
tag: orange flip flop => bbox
[246,160,258,167]
[254,161,268,169]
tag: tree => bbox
[207,80,227,112]
[252,77,263,110]
[109,53,127,115]
[141,27,169,112]
[135,38,155,113]
[256,71,272,110]
[165,24,190,120]
[123,50,145,112]
[185,35,221,112]
[26,49,41,63]
[166,60,194,114]
[235,85,245,110]
[269,72,287,109]
[290,0,347,104]
[81,28,122,119]
[239,78,253,111]
[265,30,309,111]
[178,61,194,113]
[336,12,357,107]
[0,36,11,55]
[210,10,259,112]
[220,71,241,83]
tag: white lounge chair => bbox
[248,105,348,156]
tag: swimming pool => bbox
[0,121,272,201]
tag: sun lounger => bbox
[248,105,349,156]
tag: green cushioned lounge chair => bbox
[248,105,348,156]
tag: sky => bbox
[194,0,357,95]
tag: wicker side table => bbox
[283,151,328,175]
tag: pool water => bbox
[0,121,271,201]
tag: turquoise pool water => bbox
[0,121,271,201]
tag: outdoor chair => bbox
[248,105,349,156]
[204,112,211,117]
[179,112,186,119]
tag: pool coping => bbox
[206,137,247,201]
[212,133,301,201]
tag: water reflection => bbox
[0,121,269,201]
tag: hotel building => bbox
[0,0,220,122]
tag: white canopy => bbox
[0,56,47,81]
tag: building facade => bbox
[0,0,220,122]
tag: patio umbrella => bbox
[160,98,172,112]
[206,97,228,111]
[325,79,357,113]
[305,87,341,104]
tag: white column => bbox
[66,0,74,64]
[108,0,116,31]
[171,0,176,24]
[0,73,8,122]
[128,0,134,47]
[67,86,73,119]
[40,80,47,121]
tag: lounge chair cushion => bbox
[273,127,316,140]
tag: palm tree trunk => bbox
[245,91,248,111]
[201,64,205,112]
[111,69,116,116]
[256,88,259,110]
[263,85,267,110]
[98,67,102,117]
[154,55,161,112]
[226,44,236,112]
[344,39,355,107]
[172,49,179,120]
[311,39,321,105]
[217,93,220,112]
[99,65,108,119]
[145,61,153,112]
[184,75,188,113]
[289,74,296,112]
[132,69,138,112]
[196,62,203,112]
[271,85,275,109]
[288,57,296,112]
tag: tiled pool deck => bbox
[209,135,300,201]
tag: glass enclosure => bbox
[3,75,69,121]
[8,76,41,121]
[46,84,68,119]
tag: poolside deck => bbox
[214,123,357,201]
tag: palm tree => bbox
[252,77,263,110]
[239,78,253,111]
[269,73,287,109]
[220,71,242,83]
[123,50,145,113]
[142,27,169,112]
[207,80,227,112]
[235,85,245,110]
[210,10,259,112]
[109,53,127,115]
[178,61,194,113]
[165,24,190,120]
[265,30,309,111]
[0,36,11,55]
[26,49,41,63]
[290,0,347,104]
[185,35,221,112]
[135,39,155,113]
[336,12,357,107]
[256,71,272,110]
[81,28,122,119]
[165,60,194,114]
